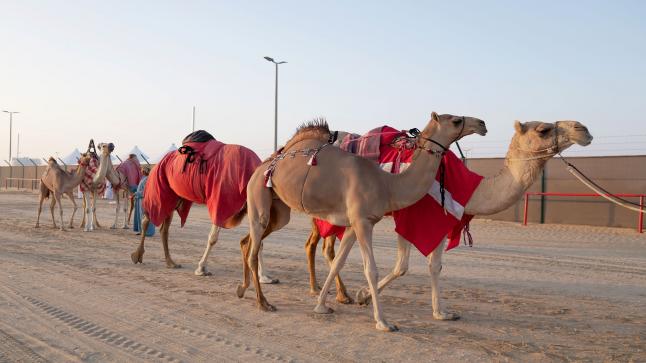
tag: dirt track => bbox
[0,190,644,362]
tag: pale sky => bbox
[2,0,645,161]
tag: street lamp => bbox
[264,56,287,152]
[2,110,19,161]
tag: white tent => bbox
[121,145,151,164]
[60,148,82,165]
[152,143,178,163]
[10,157,43,166]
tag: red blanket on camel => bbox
[314,126,483,256]
[144,139,261,227]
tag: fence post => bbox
[16,159,25,189]
[29,159,39,190]
[639,196,644,234]
[3,160,11,188]
[523,193,529,226]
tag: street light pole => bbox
[2,110,19,161]
[264,57,287,152]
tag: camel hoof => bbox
[34,225,40,228]
[313,304,334,314]
[68,225,74,229]
[309,288,321,296]
[258,302,276,312]
[356,288,371,305]
[336,294,354,305]
[376,321,399,332]
[110,225,117,229]
[259,276,280,284]
[122,225,129,230]
[194,268,212,276]
[166,263,182,269]
[433,312,460,321]
[236,284,246,298]
[130,250,144,264]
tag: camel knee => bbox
[429,262,442,275]
[393,264,409,277]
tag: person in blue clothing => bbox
[133,166,155,236]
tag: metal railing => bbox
[523,192,645,233]
[4,178,41,190]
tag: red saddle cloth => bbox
[315,126,483,256]
[144,139,261,228]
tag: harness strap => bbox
[178,145,198,173]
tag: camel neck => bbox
[387,148,443,212]
[70,165,87,187]
[464,146,548,215]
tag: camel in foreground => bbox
[36,154,92,230]
[131,130,283,284]
[238,113,487,331]
[340,120,592,321]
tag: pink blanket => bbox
[144,139,261,228]
[116,157,142,189]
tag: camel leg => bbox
[92,193,101,228]
[131,213,151,264]
[314,228,356,314]
[357,234,411,305]
[258,200,290,284]
[80,194,86,229]
[49,196,58,229]
[194,224,220,276]
[122,191,130,229]
[112,191,120,229]
[355,221,397,332]
[67,192,77,228]
[305,222,321,294]
[128,195,135,225]
[35,186,47,228]
[429,238,458,320]
[258,243,279,284]
[160,213,181,268]
[323,236,353,304]
[83,193,92,231]
[54,192,65,231]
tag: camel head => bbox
[419,112,487,150]
[512,120,593,156]
[97,142,115,156]
[78,153,92,166]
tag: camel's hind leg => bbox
[112,190,121,229]
[356,233,411,305]
[67,192,78,228]
[122,190,130,229]
[195,224,220,276]
[160,213,181,268]
[305,220,321,294]
[128,195,135,226]
[54,192,65,231]
[429,238,458,320]
[322,236,353,304]
[131,214,151,264]
[258,200,290,284]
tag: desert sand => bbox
[0,190,644,362]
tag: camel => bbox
[80,143,114,232]
[35,154,92,230]
[130,130,283,284]
[105,155,141,229]
[334,120,592,322]
[237,113,487,331]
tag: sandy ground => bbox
[0,190,644,362]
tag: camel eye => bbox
[452,119,462,126]
[537,128,551,136]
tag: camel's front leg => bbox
[195,224,220,276]
[354,221,398,332]
[67,192,78,228]
[92,193,101,228]
[112,191,120,229]
[82,193,92,231]
[122,190,130,229]
[49,196,58,229]
[35,188,46,228]
[429,238,458,320]
[314,228,356,314]
[305,222,321,294]
[357,234,411,305]
[160,214,181,268]
[131,214,150,264]
[127,195,135,225]
[54,192,65,231]
[322,236,353,304]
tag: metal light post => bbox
[264,57,287,152]
[2,110,19,161]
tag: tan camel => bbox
[346,120,593,321]
[105,158,138,230]
[237,113,487,332]
[80,143,114,232]
[35,154,92,230]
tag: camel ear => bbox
[514,120,527,134]
[431,112,439,122]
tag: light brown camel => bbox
[237,113,487,331]
[80,143,114,232]
[36,154,92,230]
[105,156,139,230]
[342,120,593,321]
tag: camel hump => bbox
[182,130,215,144]
[46,157,64,171]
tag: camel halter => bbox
[263,143,331,188]
[506,122,569,162]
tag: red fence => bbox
[523,192,645,233]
